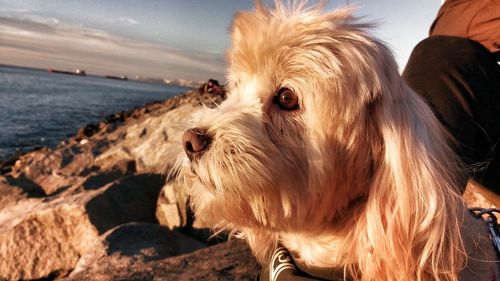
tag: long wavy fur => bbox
[173,1,495,280]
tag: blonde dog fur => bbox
[175,2,497,280]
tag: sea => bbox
[0,65,190,160]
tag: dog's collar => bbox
[259,245,351,281]
[259,209,500,281]
[470,208,500,258]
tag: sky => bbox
[0,0,442,82]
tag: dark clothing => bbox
[405,0,500,194]
[403,35,500,193]
[429,0,500,54]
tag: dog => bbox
[175,2,497,280]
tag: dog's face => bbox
[178,3,484,280]
[179,5,395,232]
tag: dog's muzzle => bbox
[182,128,211,161]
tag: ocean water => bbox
[0,65,189,160]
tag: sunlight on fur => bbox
[172,1,497,280]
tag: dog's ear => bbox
[358,56,466,280]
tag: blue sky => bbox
[0,0,441,81]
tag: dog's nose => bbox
[182,128,211,160]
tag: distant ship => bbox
[105,75,128,81]
[48,68,86,76]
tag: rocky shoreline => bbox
[0,88,259,280]
[1,83,497,281]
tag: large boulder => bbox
[3,87,498,281]
[0,199,99,280]
[0,91,238,280]
[70,222,208,277]
[0,172,165,280]
[95,102,195,174]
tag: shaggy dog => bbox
[176,2,497,280]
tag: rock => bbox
[0,171,165,280]
[156,180,218,244]
[3,85,499,280]
[464,179,500,208]
[75,123,100,141]
[103,111,126,124]
[0,91,242,280]
[0,176,32,212]
[0,151,22,175]
[85,173,164,234]
[95,103,196,173]
[156,182,184,229]
[70,222,207,277]
[82,160,136,190]
[65,239,260,281]
[103,222,206,261]
[0,174,45,204]
[0,200,100,280]
[7,143,101,195]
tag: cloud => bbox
[0,15,225,81]
[118,17,138,25]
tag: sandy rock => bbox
[156,180,223,245]
[65,239,259,281]
[0,175,44,211]
[464,179,500,209]
[0,176,27,211]
[84,173,164,234]
[10,142,103,195]
[0,200,100,280]
[0,91,239,280]
[71,222,206,276]
[81,159,136,190]
[0,172,165,280]
[156,182,183,229]
[70,222,207,278]
[103,222,206,260]
[156,179,216,243]
[96,103,195,173]
[75,123,100,141]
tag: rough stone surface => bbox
[464,179,500,209]
[102,222,206,261]
[156,180,219,244]
[1,85,497,281]
[0,170,166,280]
[65,239,259,281]
[156,186,183,229]
[1,83,497,280]
[0,200,100,280]
[0,90,250,280]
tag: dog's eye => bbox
[274,88,299,110]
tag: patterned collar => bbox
[259,245,350,281]
[259,208,500,281]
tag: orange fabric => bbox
[429,0,500,53]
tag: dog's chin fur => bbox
[174,2,496,280]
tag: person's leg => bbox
[403,35,500,194]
